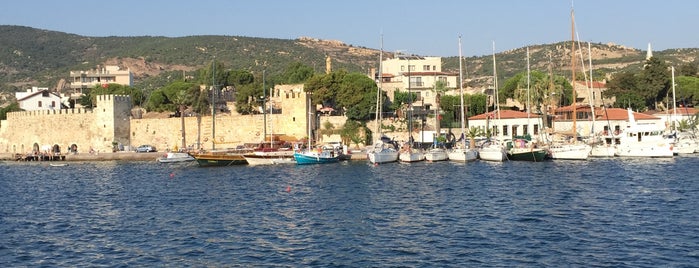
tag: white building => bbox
[15,87,64,111]
[376,55,459,111]
[468,110,545,142]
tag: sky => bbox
[1,0,697,57]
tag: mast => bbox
[526,47,531,130]
[263,70,268,146]
[211,57,216,150]
[672,66,677,132]
[571,7,577,138]
[458,35,466,147]
[492,41,501,141]
[408,53,413,148]
[375,35,384,138]
[587,42,596,139]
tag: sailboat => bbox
[244,79,296,165]
[587,43,617,157]
[293,94,340,165]
[665,66,698,155]
[448,35,478,162]
[478,41,508,162]
[506,49,547,162]
[191,60,249,167]
[368,35,399,164]
[547,7,591,160]
[398,55,425,163]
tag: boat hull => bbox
[293,152,339,165]
[157,152,195,163]
[548,144,591,160]
[399,151,425,162]
[447,148,478,162]
[191,152,248,167]
[479,145,507,162]
[424,149,448,162]
[507,148,547,162]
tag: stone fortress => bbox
[0,83,326,156]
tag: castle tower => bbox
[94,95,133,150]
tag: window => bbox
[523,125,528,135]
[423,65,430,71]
[409,77,423,87]
[38,101,42,107]
[502,125,508,136]
[51,101,56,108]
[534,124,539,135]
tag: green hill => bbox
[1,25,697,105]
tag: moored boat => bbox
[190,149,249,167]
[157,152,195,163]
[293,149,340,165]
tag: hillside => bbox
[1,25,698,104]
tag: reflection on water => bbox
[1,157,698,266]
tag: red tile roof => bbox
[596,108,659,121]
[469,109,532,120]
[574,81,606,88]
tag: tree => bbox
[280,62,314,84]
[340,119,366,149]
[637,57,670,109]
[678,62,698,77]
[0,102,22,120]
[675,76,699,107]
[337,72,379,121]
[432,80,449,135]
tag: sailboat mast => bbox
[672,66,677,132]
[458,36,465,144]
[375,35,384,137]
[571,8,577,138]
[526,47,531,125]
[211,57,216,150]
[588,42,596,138]
[492,41,501,140]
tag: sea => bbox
[1,156,698,267]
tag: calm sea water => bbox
[1,157,698,267]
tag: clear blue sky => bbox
[1,0,696,57]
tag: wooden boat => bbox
[190,149,249,167]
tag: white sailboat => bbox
[588,43,617,157]
[368,35,399,164]
[479,42,508,162]
[666,66,697,155]
[448,35,478,162]
[547,8,591,160]
[399,54,425,163]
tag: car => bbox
[136,145,157,153]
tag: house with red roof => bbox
[467,109,546,142]
[465,105,666,140]
[652,107,698,129]
[553,105,665,137]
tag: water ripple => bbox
[1,158,699,266]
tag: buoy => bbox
[170,172,175,179]
[286,185,291,192]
